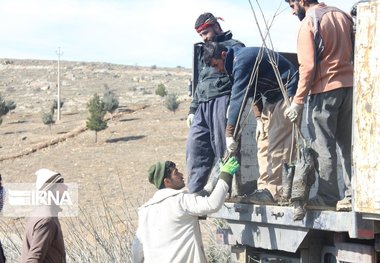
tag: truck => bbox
[205,1,380,262]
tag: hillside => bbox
[0,58,200,262]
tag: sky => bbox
[0,0,358,68]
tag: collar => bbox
[141,188,186,208]
[224,47,235,75]
[214,30,233,42]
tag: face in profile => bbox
[288,0,306,21]
[165,167,185,190]
[210,58,225,73]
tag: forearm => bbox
[189,93,199,114]
[204,179,229,212]
[183,176,230,215]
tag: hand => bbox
[255,118,264,141]
[225,137,238,153]
[186,114,194,128]
[284,102,303,122]
[220,156,240,175]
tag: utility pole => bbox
[56,47,63,121]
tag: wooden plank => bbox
[353,0,380,215]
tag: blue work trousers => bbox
[307,87,353,205]
[186,95,229,193]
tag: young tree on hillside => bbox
[0,94,16,125]
[155,84,168,97]
[102,85,119,120]
[86,93,107,143]
[165,93,180,114]
[42,112,55,135]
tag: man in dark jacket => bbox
[203,42,299,203]
[186,12,244,193]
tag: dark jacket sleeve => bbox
[0,241,5,263]
[227,60,253,127]
[189,90,199,114]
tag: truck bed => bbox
[209,202,376,253]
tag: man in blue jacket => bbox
[203,42,298,203]
[186,13,244,193]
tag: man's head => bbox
[203,42,228,73]
[36,169,64,192]
[285,0,305,21]
[35,168,67,204]
[285,0,318,21]
[195,12,223,42]
[148,161,185,190]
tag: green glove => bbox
[220,157,240,175]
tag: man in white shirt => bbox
[132,157,239,263]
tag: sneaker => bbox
[336,197,352,211]
[244,189,275,205]
[306,196,335,210]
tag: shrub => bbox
[155,84,167,97]
[165,93,180,114]
[42,112,55,135]
[0,94,16,125]
[102,87,119,119]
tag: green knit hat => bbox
[148,162,166,189]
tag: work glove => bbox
[284,102,303,122]
[255,118,264,141]
[220,156,240,175]
[186,114,194,128]
[225,136,238,153]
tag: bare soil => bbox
[0,58,192,231]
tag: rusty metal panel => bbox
[353,0,380,214]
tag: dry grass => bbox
[0,183,231,263]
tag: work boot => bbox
[244,189,275,205]
[281,163,295,205]
[306,195,335,210]
[336,197,352,211]
[293,200,306,221]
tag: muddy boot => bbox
[243,189,276,205]
[336,197,352,211]
[293,200,306,221]
[280,163,295,205]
